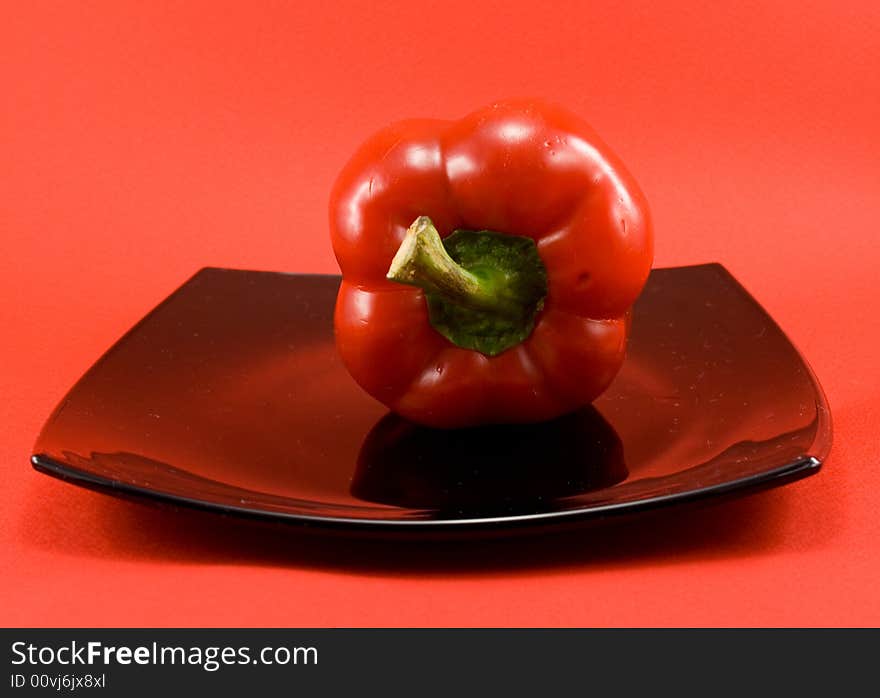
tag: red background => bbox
[2,1,878,626]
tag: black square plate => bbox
[32,264,830,536]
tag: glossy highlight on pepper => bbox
[330,99,653,428]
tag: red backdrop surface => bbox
[2,1,878,626]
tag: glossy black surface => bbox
[354,408,627,516]
[32,264,831,534]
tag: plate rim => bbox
[31,452,821,532]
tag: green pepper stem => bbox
[387,216,522,317]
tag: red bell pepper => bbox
[330,100,653,428]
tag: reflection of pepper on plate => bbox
[330,100,653,428]
[352,407,627,517]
